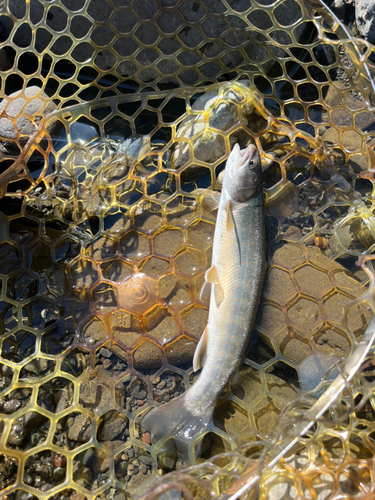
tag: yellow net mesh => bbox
[0,0,375,499]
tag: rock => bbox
[165,336,198,366]
[141,432,151,445]
[261,243,366,368]
[172,82,259,178]
[99,347,112,359]
[329,224,353,253]
[79,377,112,411]
[356,0,375,44]
[232,365,297,436]
[0,86,60,155]
[133,339,163,369]
[275,328,312,364]
[98,417,127,442]
[70,493,86,500]
[2,398,21,414]
[139,455,152,466]
[7,421,26,446]
[68,414,92,443]
[329,0,354,23]
[23,410,46,430]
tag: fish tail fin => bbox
[142,392,213,443]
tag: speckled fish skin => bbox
[143,143,265,443]
[187,143,266,420]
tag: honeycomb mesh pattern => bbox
[0,1,375,499]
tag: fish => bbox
[142,143,266,448]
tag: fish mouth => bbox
[237,144,258,168]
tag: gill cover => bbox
[225,144,261,202]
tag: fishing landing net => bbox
[0,0,375,499]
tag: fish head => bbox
[225,143,262,202]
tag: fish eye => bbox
[249,159,255,167]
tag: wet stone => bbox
[172,82,257,178]
[0,86,60,155]
[67,414,92,443]
[98,417,127,442]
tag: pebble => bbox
[117,463,128,475]
[23,473,33,485]
[136,400,144,406]
[52,467,65,482]
[139,455,152,466]
[139,463,147,474]
[7,422,26,446]
[102,359,112,370]
[2,399,21,414]
[141,432,151,445]
[99,347,112,358]
[69,493,86,500]
[156,380,166,390]
[53,455,66,468]
[35,464,51,480]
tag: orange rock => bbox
[141,432,151,445]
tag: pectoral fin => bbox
[226,200,235,231]
[192,189,221,211]
[205,265,224,307]
[193,326,209,371]
[199,280,212,301]
[231,368,241,387]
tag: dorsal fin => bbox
[226,200,235,231]
[193,326,209,371]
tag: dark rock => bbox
[67,414,92,443]
[139,455,152,466]
[98,417,127,442]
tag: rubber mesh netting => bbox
[1,0,375,499]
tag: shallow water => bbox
[0,1,375,500]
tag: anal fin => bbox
[193,326,209,371]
